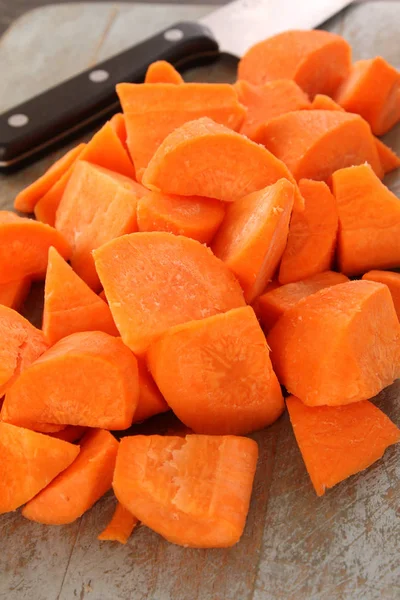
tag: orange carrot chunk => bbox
[142,117,295,202]
[113,434,258,548]
[0,211,70,284]
[258,271,349,331]
[98,501,138,544]
[335,57,400,136]
[148,306,284,435]
[0,304,48,396]
[332,164,400,275]
[255,110,383,181]
[309,94,344,111]
[55,161,147,291]
[109,113,128,149]
[94,232,245,355]
[268,280,400,407]
[238,30,351,98]
[144,61,183,84]
[49,425,87,444]
[374,138,400,175]
[2,331,139,431]
[22,429,118,524]
[278,179,339,284]
[0,422,79,514]
[287,396,400,496]
[14,143,86,213]
[35,121,136,226]
[0,278,30,311]
[234,79,310,139]
[137,191,225,244]
[212,179,295,303]
[362,270,400,320]
[43,247,118,344]
[133,359,169,423]
[118,83,246,180]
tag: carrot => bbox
[335,57,400,135]
[374,138,400,175]
[137,191,225,245]
[142,117,296,202]
[211,179,295,302]
[22,429,118,524]
[332,164,400,275]
[43,247,118,344]
[258,271,349,331]
[251,280,280,319]
[113,434,258,547]
[255,110,384,181]
[2,331,139,431]
[268,280,400,406]
[144,60,183,84]
[286,396,400,496]
[98,501,138,544]
[238,30,351,98]
[0,278,30,311]
[109,113,128,149]
[234,79,310,139]
[0,304,48,396]
[117,83,246,180]
[278,179,339,284]
[94,232,246,355]
[0,422,79,514]
[309,94,344,111]
[134,359,169,423]
[362,270,400,320]
[14,143,86,213]
[34,121,136,226]
[55,161,147,291]
[0,211,70,284]
[49,425,87,443]
[147,306,284,434]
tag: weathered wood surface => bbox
[0,2,399,599]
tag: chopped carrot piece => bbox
[212,179,295,302]
[0,304,48,396]
[287,396,400,496]
[137,191,225,244]
[255,110,383,181]
[148,306,284,434]
[234,79,310,139]
[335,57,400,135]
[142,117,295,202]
[0,211,70,284]
[268,280,400,406]
[362,270,400,320]
[113,434,258,547]
[374,138,400,175]
[22,429,118,524]
[258,271,349,331]
[278,179,338,284]
[98,502,138,544]
[0,278,30,311]
[309,94,344,111]
[43,247,118,344]
[0,422,79,514]
[238,30,351,98]
[2,331,139,431]
[35,121,136,226]
[49,425,87,444]
[251,280,280,318]
[109,113,128,150]
[332,164,400,275]
[55,161,147,291]
[117,83,246,180]
[133,359,169,423]
[144,61,183,84]
[14,143,86,213]
[94,232,245,355]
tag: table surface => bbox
[0,2,399,600]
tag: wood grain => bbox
[0,2,399,599]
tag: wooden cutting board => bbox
[0,3,399,599]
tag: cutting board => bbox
[1,3,400,599]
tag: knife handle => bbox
[0,21,218,169]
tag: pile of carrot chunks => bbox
[1,29,400,549]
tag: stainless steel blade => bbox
[200,0,353,56]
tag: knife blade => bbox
[0,0,352,170]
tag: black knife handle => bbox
[0,21,218,169]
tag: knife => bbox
[0,0,352,169]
